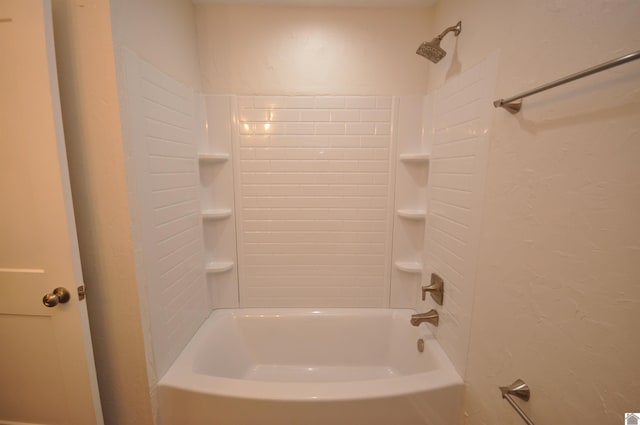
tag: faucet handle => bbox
[421,273,444,305]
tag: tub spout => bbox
[410,309,439,327]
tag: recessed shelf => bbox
[205,261,235,274]
[202,209,232,220]
[399,153,430,163]
[394,261,423,274]
[397,209,427,220]
[198,152,229,163]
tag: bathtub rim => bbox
[158,308,463,402]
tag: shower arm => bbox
[435,21,462,41]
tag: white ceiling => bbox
[193,0,436,7]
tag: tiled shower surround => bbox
[122,50,496,381]
[235,96,395,307]
[121,51,209,378]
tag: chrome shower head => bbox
[416,21,462,63]
[416,38,447,63]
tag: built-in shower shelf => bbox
[205,261,235,274]
[399,153,430,163]
[394,261,423,274]
[202,209,232,220]
[397,209,427,220]
[198,152,229,163]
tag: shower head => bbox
[416,39,447,63]
[417,21,462,63]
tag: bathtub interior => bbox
[192,309,442,382]
[159,308,464,425]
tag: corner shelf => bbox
[399,153,430,163]
[205,261,235,274]
[202,209,232,220]
[394,261,423,274]
[397,209,427,220]
[198,152,230,163]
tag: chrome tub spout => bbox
[410,309,439,327]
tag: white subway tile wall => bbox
[422,54,498,375]
[122,51,209,378]
[234,96,395,307]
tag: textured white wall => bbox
[109,0,201,89]
[429,0,640,423]
[195,5,434,95]
[51,1,154,424]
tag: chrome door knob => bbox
[42,287,71,308]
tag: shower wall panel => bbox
[120,50,209,379]
[389,96,432,309]
[233,96,396,307]
[421,53,498,376]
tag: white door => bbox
[0,1,104,424]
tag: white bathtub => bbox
[159,309,463,425]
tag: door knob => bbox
[42,287,71,308]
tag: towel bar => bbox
[494,50,640,113]
[499,379,535,425]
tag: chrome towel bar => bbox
[494,50,640,113]
[499,379,535,425]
